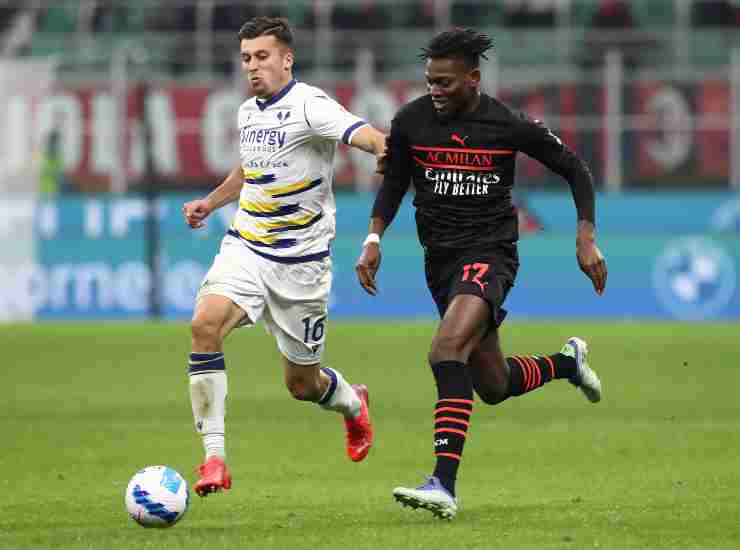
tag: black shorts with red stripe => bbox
[424,245,519,328]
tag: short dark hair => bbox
[420,28,493,68]
[237,16,293,47]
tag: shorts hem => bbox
[277,343,323,366]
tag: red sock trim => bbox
[435,452,461,460]
[435,427,468,438]
[438,398,474,405]
[544,355,555,379]
[434,416,470,427]
[434,406,472,415]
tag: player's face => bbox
[240,35,294,99]
[425,57,480,120]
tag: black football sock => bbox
[430,360,473,498]
[506,353,576,396]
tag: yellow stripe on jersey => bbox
[230,227,298,249]
[233,227,279,245]
[239,198,280,214]
[270,177,323,198]
[254,212,319,232]
[239,198,302,218]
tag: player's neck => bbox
[461,92,481,116]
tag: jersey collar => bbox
[256,79,297,111]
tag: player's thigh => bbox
[429,253,508,361]
[191,294,250,343]
[193,236,268,341]
[431,294,490,361]
[468,326,510,404]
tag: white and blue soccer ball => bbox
[125,465,189,528]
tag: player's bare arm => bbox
[349,126,388,173]
[576,220,607,295]
[182,164,243,229]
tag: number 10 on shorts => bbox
[301,315,326,343]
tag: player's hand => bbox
[577,239,607,295]
[355,243,382,296]
[183,199,212,229]
[374,136,389,175]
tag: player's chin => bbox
[249,80,266,95]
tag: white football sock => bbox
[189,370,227,459]
[318,367,361,419]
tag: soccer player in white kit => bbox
[182,16,386,497]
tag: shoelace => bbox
[418,476,437,490]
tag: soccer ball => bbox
[125,465,189,528]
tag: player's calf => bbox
[286,377,323,401]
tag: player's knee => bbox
[471,360,510,405]
[190,315,223,350]
[285,378,319,402]
[476,385,508,405]
[428,332,469,364]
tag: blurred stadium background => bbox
[3,3,740,548]
[0,0,738,321]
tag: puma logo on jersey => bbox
[451,133,468,147]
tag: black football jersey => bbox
[382,93,591,253]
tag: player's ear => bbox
[467,68,481,88]
[284,49,294,72]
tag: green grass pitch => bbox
[2,321,739,549]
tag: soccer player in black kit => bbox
[355,29,608,519]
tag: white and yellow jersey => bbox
[228,79,367,263]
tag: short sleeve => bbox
[304,94,367,144]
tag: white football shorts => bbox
[196,234,331,365]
